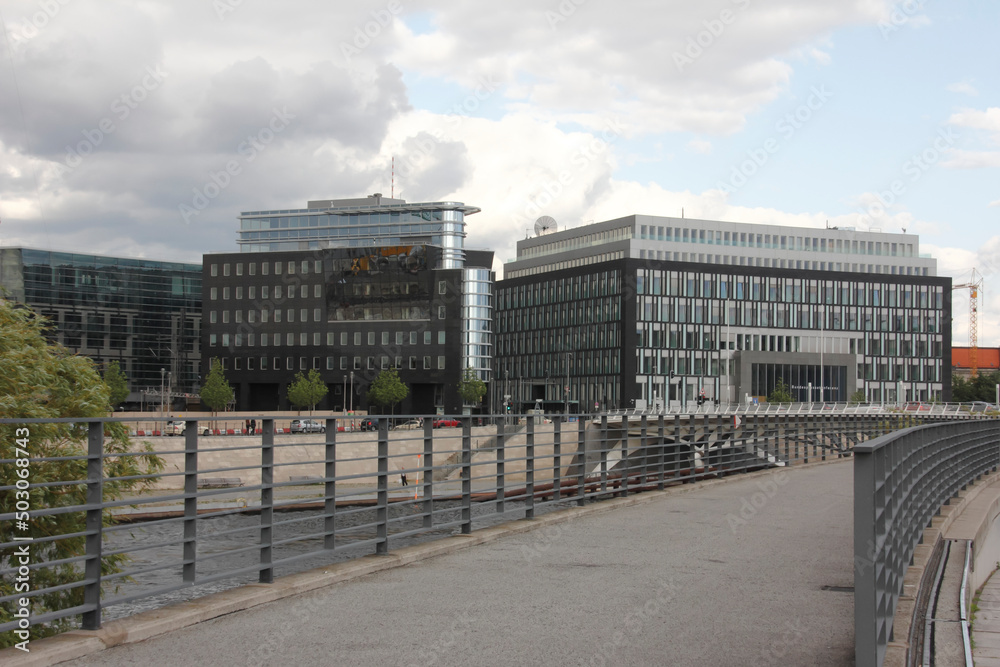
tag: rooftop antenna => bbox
[534,216,557,236]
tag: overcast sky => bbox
[1,0,997,345]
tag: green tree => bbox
[952,371,1000,403]
[103,360,129,408]
[287,369,328,413]
[849,389,867,403]
[199,358,234,413]
[457,367,487,406]
[767,378,793,404]
[0,300,163,646]
[366,368,408,415]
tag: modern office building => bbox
[495,214,951,411]
[0,247,202,408]
[205,196,494,412]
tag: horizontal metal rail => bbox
[0,411,953,640]
[853,420,1000,667]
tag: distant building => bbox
[0,247,202,408]
[495,214,951,412]
[952,346,1000,379]
[205,196,494,412]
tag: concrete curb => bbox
[3,457,849,666]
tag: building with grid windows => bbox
[0,247,202,408]
[495,214,951,412]
[205,196,494,412]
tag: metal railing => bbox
[612,401,1000,417]
[853,420,1000,667]
[0,411,946,641]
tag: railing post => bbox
[525,415,535,519]
[656,415,666,490]
[854,443,878,667]
[183,420,198,583]
[324,418,337,550]
[553,415,562,502]
[376,419,390,552]
[495,420,505,516]
[461,417,473,532]
[81,422,104,631]
[639,415,649,488]
[600,415,608,493]
[576,416,586,505]
[620,418,630,497]
[423,418,434,529]
[259,418,274,583]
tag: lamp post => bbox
[159,368,165,418]
[349,371,354,414]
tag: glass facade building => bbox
[496,215,951,412]
[238,194,480,270]
[0,248,202,406]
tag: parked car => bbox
[359,417,379,431]
[903,402,931,412]
[432,418,461,428]
[392,419,423,430]
[289,418,325,433]
[164,421,211,436]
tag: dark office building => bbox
[0,247,202,407]
[202,245,494,413]
[495,256,952,412]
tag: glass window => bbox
[223,263,230,277]
[210,264,218,277]
[368,332,375,345]
[438,331,445,344]
[262,262,269,275]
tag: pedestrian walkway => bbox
[55,460,855,667]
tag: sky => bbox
[0,0,997,345]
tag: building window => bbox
[341,332,348,346]
[301,260,309,274]
[261,333,269,346]
[223,287,230,300]
[368,332,376,345]
[410,332,417,345]
[300,308,308,322]
[248,286,256,300]
[396,332,404,345]
[210,264,218,277]
[354,332,361,345]
[437,356,445,370]
[222,311,230,324]
[438,281,447,294]
[410,356,417,369]
[275,261,282,274]
[222,333,230,347]
[300,357,307,370]
[235,310,242,323]
[438,306,446,319]
[273,357,280,370]
[300,333,308,346]
[210,311,217,324]
[380,356,388,369]
[438,331,445,344]
[382,332,389,345]
[262,285,269,299]
[423,356,431,369]
[424,331,431,344]
[327,356,335,370]
[287,309,294,322]
[367,357,375,369]
[287,357,294,370]
[236,263,243,276]
[249,263,256,276]
[286,333,294,346]
[288,262,295,275]
[274,310,281,323]
[210,287,218,300]
[210,334,217,346]
[236,286,243,300]
[354,356,361,370]
[327,332,335,345]
[248,333,255,347]
[340,357,348,370]
[300,285,307,299]
[223,263,230,277]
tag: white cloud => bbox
[687,139,713,155]
[946,81,979,96]
[942,150,1000,169]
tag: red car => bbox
[432,418,461,428]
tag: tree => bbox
[457,366,487,407]
[767,378,793,404]
[287,369,328,413]
[953,371,1000,403]
[103,360,129,408]
[199,358,234,413]
[366,368,408,415]
[849,389,867,403]
[0,300,163,646]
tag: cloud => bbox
[687,139,713,155]
[946,81,979,96]
[941,150,1000,169]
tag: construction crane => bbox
[953,268,984,376]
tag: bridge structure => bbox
[1,409,999,665]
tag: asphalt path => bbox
[62,460,855,667]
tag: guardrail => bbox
[853,420,1000,667]
[612,401,1000,417]
[0,411,944,646]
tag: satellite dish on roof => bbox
[534,216,557,236]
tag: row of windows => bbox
[636,250,929,276]
[635,271,943,308]
[210,259,323,278]
[498,352,622,380]
[636,299,944,334]
[499,323,621,356]
[218,355,447,372]
[239,209,455,231]
[506,253,625,279]
[636,225,916,258]
[209,330,448,347]
[209,283,324,301]
[519,226,632,259]
[499,270,621,308]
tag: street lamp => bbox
[159,368,165,418]
[349,371,354,414]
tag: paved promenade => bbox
[58,460,855,667]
